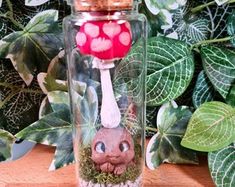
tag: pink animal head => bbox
[76,20,132,60]
[91,127,135,165]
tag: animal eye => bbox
[95,142,105,153]
[119,141,130,152]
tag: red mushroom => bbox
[76,20,132,129]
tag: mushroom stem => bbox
[100,68,121,128]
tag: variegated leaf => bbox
[15,109,71,146]
[114,36,194,106]
[215,0,229,6]
[0,59,43,134]
[25,0,50,6]
[177,19,209,45]
[193,71,215,108]
[200,0,235,39]
[227,11,235,46]
[201,46,235,99]
[226,86,235,107]
[181,101,235,152]
[146,36,194,106]
[49,131,74,171]
[0,10,63,85]
[208,143,235,187]
[0,129,15,161]
[146,101,198,170]
[165,3,209,45]
[144,0,187,30]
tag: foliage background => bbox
[0,0,235,186]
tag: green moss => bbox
[79,144,142,184]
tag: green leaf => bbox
[49,132,74,170]
[15,109,71,145]
[74,81,99,146]
[227,10,235,46]
[146,133,163,168]
[215,0,229,6]
[38,96,53,119]
[15,107,73,170]
[146,36,194,106]
[144,0,186,15]
[114,41,145,105]
[181,101,235,152]
[144,0,187,30]
[201,45,235,99]
[193,71,215,108]
[0,59,44,134]
[0,9,63,85]
[167,6,210,45]
[0,129,15,161]
[37,73,67,94]
[25,0,50,6]
[200,0,235,39]
[208,143,235,187]
[115,36,194,106]
[226,86,235,107]
[146,107,158,137]
[146,102,198,170]
[47,50,67,80]
[47,91,69,112]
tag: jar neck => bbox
[68,0,140,15]
[71,9,135,16]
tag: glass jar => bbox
[63,0,147,186]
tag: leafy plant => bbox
[0,9,63,85]
[208,142,235,187]
[0,129,15,161]
[146,101,198,170]
[0,59,43,134]
[15,91,74,170]
[0,1,235,187]
[181,101,235,152]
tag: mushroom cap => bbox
[76,20,132,60]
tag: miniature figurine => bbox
[91,127,135,175]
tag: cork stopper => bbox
[72,0,133,11]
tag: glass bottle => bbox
[63,0,147,186]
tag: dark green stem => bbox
[191,1,215,13]
[191,36,235,49]
[3,0,24,30]
[0,83,43,94]
[146,126,158,133]
[191,0,235,14]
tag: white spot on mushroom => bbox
[119,32,131,46]
[76,32,87,46]
[125,22,131,30]
[103,22,121,38]
[84,23,99,37]
[91,37,112,52]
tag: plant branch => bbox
[146,126,158,133]
[191,1,215,13]
[0,90,19,108]
[191,36,235,49]
[0,82,43,94]
[6,0,13,12]
[21,88,44,94]
[3,0,24,30]
[191,0,235,14]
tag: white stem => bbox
[100,68,121,128]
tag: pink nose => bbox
[107,152,119,157]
